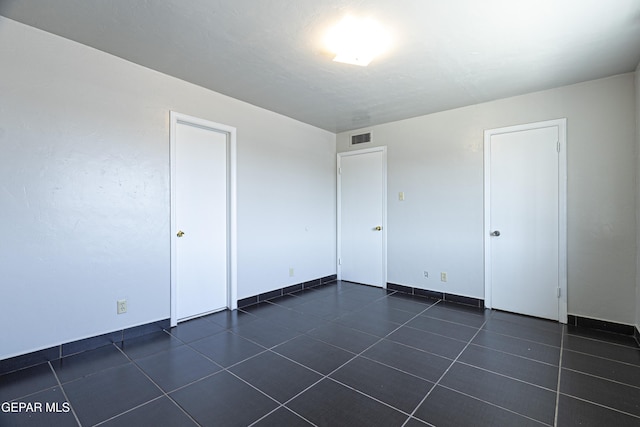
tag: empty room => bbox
[1,1,640,426]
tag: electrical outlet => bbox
[440,272,447,282]
[289,267,294,277]
[423,271,429,278]
[117,299,127,314]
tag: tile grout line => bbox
[107,342,203,427]
[453,360,558,393]
[401,314,489,427]
[554,325,565,427]
[477,328,562,349]
[246,405,317,427]
[560,366,640,390]
[253,294,443,422]
[564,329,640,349]
[161,304,327,426]
[434,383,554,427]
[556,392,640,421]
[91,395,167,427]
[173,327,318,426]
[47,360,83,427]
[560,346,640,368]
[468,341,560,367]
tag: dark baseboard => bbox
[0,318,170,376]
[387,282,484,309]
[1,274,340,375]
[237,274,337,309]
[567,315,636,336]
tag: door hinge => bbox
[557,288,561,298]
[557,141,560,153]
[338,258,342,265]
[338,167,342,175]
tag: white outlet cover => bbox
[117,299,127,314]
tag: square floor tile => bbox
[189,331,265,367]
[167,317,226,343]
[357,303,418,324]
[252,407,314,426]
[266,309,327,333]
[403,417,432,426]
[240,302,294,319]
[229,351,321,403]
[419,304,489,328]
[135,345,221,392]
[287,378,407,427]
[312,294,374,314]
[556,394,640,426]
[563,335,640,366]
[204,309,259,329]
[483,318,561,347]
[562,349,640,387]
[290,299,345,320]
[100,396,197,427]
[170,371,278,427]
[118,331,183,360]
[63,363,161,426]
[565,325,640,347]
[333,312,400,337]
[378,294,436,314]
[490,310,563,334]
[406,316,479,341]
[267,294,308,308]
[51,344,129,383]
[339,290,388,305]
[472,330,560,365]
[0,363,57,402]
[415,385,546,427]
[362,339,451,382]
[273,335,354,375]
[387,326,467,359]
[231,318,301,348]
[0,387,78,427]
[330,356,432,413]
[459,344,558,390]
[560,368,640,417]
[306,322,379,354]
[440,362,556,424]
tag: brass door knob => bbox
[374,226,382,231]
[177,230,185,237]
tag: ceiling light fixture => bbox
[325,16,390,66]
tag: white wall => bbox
[338,74,637,325]
[0,17,336,360]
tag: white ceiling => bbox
[2,0,640,133]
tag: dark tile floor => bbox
[2,281,640,426]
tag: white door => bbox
[338,148,386,287]
[484,119,567,322]
[172,115,229,323]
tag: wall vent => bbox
[351,132,371,145]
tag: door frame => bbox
[483,118,567,323]
[337,146,388,287]
[169,111,237,327]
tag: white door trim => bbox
[484,118,567,323]
[170,111,237,327]
[337,146,388,287]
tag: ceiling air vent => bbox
[351,132,371,145]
